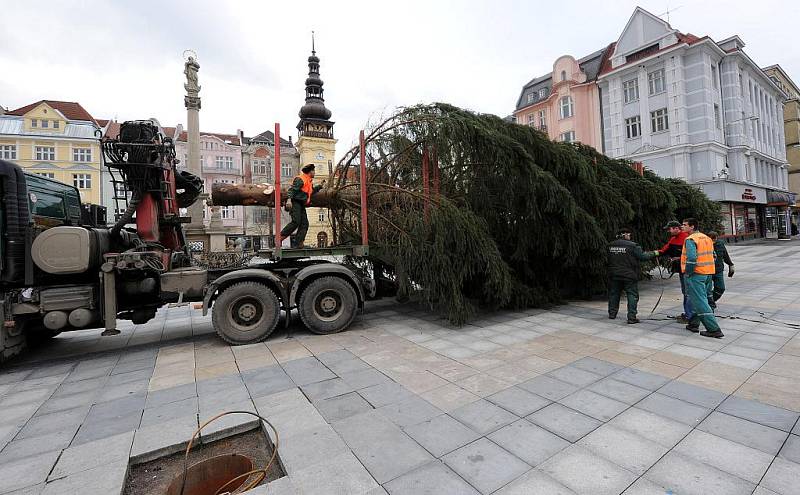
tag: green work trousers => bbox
[685,274,721,332]
[280,200,309,247]
[608,279,639,320]
[711,271,726,301]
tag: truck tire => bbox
[298,277,357,335]
[212,282,280,344]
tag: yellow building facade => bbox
[0,101,103,205]
[763,66,800,229]
[297,134,337,247]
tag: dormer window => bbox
[527,93,535,103]
[561,71,567,81]
[626,43,660,64]
[539,88,547,99]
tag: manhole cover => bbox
[124,428,284,495]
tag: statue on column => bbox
[184,56,201,94]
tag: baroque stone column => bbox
[183,55,206,234]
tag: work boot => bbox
[700,330,724,339]
[608,313,617,320]
[686,324,699,333]
[676,314,689,324]
[627,318,640,324]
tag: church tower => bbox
[296,33,336,247]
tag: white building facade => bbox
[599,8,789,239]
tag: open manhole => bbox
[124,428,285,495]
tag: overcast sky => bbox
[2,0,798,158]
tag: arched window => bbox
[317,231,328,248]
[559,96,574,119]
[561,70,567,81]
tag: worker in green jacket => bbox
[706,231,734,308]
[607,227,658,324]
[281,164,323,248]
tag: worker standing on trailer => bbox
[657,220,691,323]
[607,227,658,324]
[706,231,734,308]
[281,164,323,248]
[680,218,724,338]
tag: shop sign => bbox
[742,188,758,201]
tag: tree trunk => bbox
[211,183,341,208]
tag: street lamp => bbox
[724,115,759,126]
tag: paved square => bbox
[1,241,799,494]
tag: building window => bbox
[215,156,234,169]
[539,88,547,99]
[714,104,721,129]
[560,131,576,143]
[253,159,270,176]
[648,69,666,95]
[527,114,535,126]
[73,173,92,189]
[560,70,567,81]
[31,119,38,128]
[53,120,59,129]
[527,93,535,103]
[282,163,293,177]
[35,146,55,161]
[34,172,55,179]
[712,65,718,89]
[559,96,574,119]
[623,78,639,103]
[113,182,128,196]
[318,210,325,222]
[221,206,235,219]
[253,208,269,224]
[625,116,641,139]
[73,148,92,162]
[651,108,669,132]
[0,145,17,160]
[538,110,546,128]
[41,120,49,129]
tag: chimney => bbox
[288,135,293,146]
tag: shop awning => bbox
[766,190,793,206]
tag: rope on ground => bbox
[178,410,280,495]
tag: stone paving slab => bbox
[539,444,637,495]
[383,460,480,495]
[402,414,480,458]
[442,437,530,494]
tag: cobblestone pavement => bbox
[1,241,799,494]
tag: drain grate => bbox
[124,428,284,495]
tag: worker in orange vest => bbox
[281,164,323,248]
[680,218,723,338]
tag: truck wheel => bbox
[298,277,357,335]
[212,282,280,344]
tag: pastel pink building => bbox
[513,47,612,151]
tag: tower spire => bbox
[297,33,333,136]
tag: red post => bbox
[359,130,368,246]
[422,145,430,222]
[432,145,440,196]
[274,123,281,252]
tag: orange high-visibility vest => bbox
[296,173,313,205]
[681,232,715,275]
